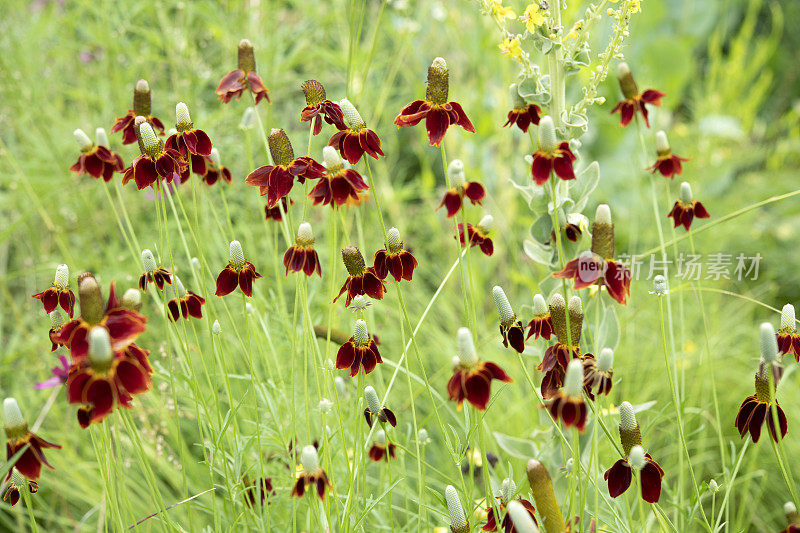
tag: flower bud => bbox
[339,98,366,130]
[507,500,539,533]
[192,257,201,270]
[591,204,614,259]
[618,401,642,456]
[134,79,151,117]
[88,326,113,369]
[141,249,157,273]
[173,276,187,299]
[237,38,256,73]
[456,327,478,366]
[538,116,558,153]
[54,264,69,288]
[549,293,568,345]
[426,57,449,105]
[138,121,161,157]
[300,445,319,473]
[781,304,796,332]
[268,128,294,166]
[78,273,104,325]
[655,130,670,156]
[785,502,799,525]
[240,107,257,130]
[364,386,382,415]
[73,129,93,151]
[509,83,527,109]
[448,159,466,187]
[3,398,27,435]
[322,145,344,171]
[628,445,646,470]
[49,309,65,330]
[564,359,584,397]
[209,148,221,167]
[652,275,667,295]
[568,296,583,346]
[679,182,693,205]
[342,246,366,276]
[95,127,110,149]
[375,429,387,445]
[212,320,221,335]
[532,294,548,316]
[616,62,638,100]
[500,477,517,503]
[760,322,779,363]
[301,80,326,107]
[318,398,333,414]
[334,376,346,397]
[708,479,719,493]
[597,347,614,372]
[176,102,192,129]
[297,222,314,246]
[492,286,516,325]
[245,302,254,315]
[349,295,371,312]
[354,319,369,345]
[526,460,566,533]
[120,288,142,311]
[229,240,245,268]
[418,428,430,444]
[477,214,494,233]
[444,485,468,533]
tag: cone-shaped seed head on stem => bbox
[501,477,517,503]
[418,428,430,444]
[568,296,583,346]
[268,128,294,166]
[375,429,386,445]
[134,79,151,116]
[477,214,494,233]
[616,62,638,99]
[526,460,566,533]
[354,319,369,345]
[3,398,26,433]
[49,310,65,330]
[591,204,614,259]
[342,246,366,275]
[297,222,314,246]
[209,147,221,167]
[509,83,527,109]
[318,398,333,413]
[426,57,449,105]
[564,359,584,397]
[652,275,667,295]
[444,485,468,532]
[237,38,256,73]
[708,479,719,493]
[175,102,192,129]
[88,326,113,370]
[549,293,568,344]
[507,500,540,533]
[448,159,466,188]
[322,145,344,171]
[95,127,110,149]
[120,288,141,311]
[54,264,69,288]
[538,115,558,153]
[173,276,186,299]
[300,445,319,473]
[212,320,222,335]
[655,130,670,156]
[141,249,157,273]
[532,294,548,316]
[628,445,646,471]
[364,386,381,415]
[781,304,796,331]
[493,286,516,324]
[138,121,160,157]
[456,327,478,366]
[618,401,642,456]
[240,107,257,130]
[339,98,366,130]
[387,227,403,253]
[78,273,104,325]
[301,80,326,107]
[597,347,614,372]
[73,129,93,151]
[760,322,779,363]
[785,502,799,525]
[229,240,245,268]
[679,182,693,204]
[619,401,638,430]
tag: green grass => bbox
[1,0,800,531]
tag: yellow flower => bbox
[566,20,583,39]
[498,37,522,59]
[519,4,545,33]
[488,0,516,20]
[629,0,642,13]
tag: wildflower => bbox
[394,57,475,146]
[333,246,387,305]
[53,273,147,361]
[246,128,326,207]
[519,4,545,32]
[34,355,69,389]
[300,80,345,134]
[69,128,124,181]
[363,386,397,428]
[243,476,275,507]
[291,445,331,500]
[264,198,293,222]
[530,116,577,185]
[554,205,632,305]
[543,359,587,430]
[122,117,186,190]
[212,320,222,335]
[504,500,539,533]
[611,63,665,128]
[503,84,542,133]
[111,79,165,145]
[783,502,800,533]
[457,215,494,256]
[166,277,205,322]
[647,131,689,178]
[445,485,470,533]
[336,319,382,376]
[526,294,553,341]
[651,274,668,296]
[4,398,61,480]
[200,148,232,185]
[216,39,270,104]
[583,347,614,398]
[418,428,431,445]
[308,146,369,208]
[138,249,172,292]
[526,460,566,532]
[283,222,322,277]
[47,310,67,352]
[374,227,418,282]
[777,304,800,360]
[368,430,396,462]
[604,402,665,503]
[328,98,384,164]
[493,286,526,353]
[668,182,709,231]
[32,264,75,317]
[2,469,37,507]
[215,240,263,297]
[66,327,152,428]
[538,294,582,397]
[447,328,512,410]
[165,103,213,176]
[735,324,788,443]
[439,160,486,218]
[499,38,523,60]
[483,478,538,533]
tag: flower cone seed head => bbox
[95,128,110,149]
[297,222,314,246]
[708,479,719,493]
[212,320,221,335]
[501,477,517,503]
[354,319,369,345]
[342,246,365,275]
[139,122,161,158]
[655,130,670,156]
[532,294,548,316]
[121,288,142,311]
[564,359,584,397]
[237,38,256,73]
[9,468,25,487]
[134,79,151,116]
[175,102,192,129]
[364,386,381,415]
[760,322,779,363]
[318,398,333,414]
[568,296,584,346]
[386,227,403,253]
[322,145,343,171]
[781,304,796,331]
[418,428,430,444]
[268,128,294,166]
[209,148,221,167]
[598,347,614,372]
[507,500,540,533]
[240,107,257,130]
[679,182,693,204]
[78,273,104,325]
[444,485,467,531]
[785,502,799,524]
[54,264,69,288]
[509,83,527,109]
[88,326,113,368]
[549,293,568,345]
[493,286,516,324]
[301,80,326,107]
[426,57,449,105]
[49,309,65,330]
[300,445,319,473]
[616,62,638,99]
[229,240,245,267]
[456,327,478,366]
[628,445,646,470]
[448,159,466,187]
[538,116,558,153]
[526,460,566,533]
[375,429,386,445]
[339,98,366,130]
[619,401,637,430]
[173,276,186,299]
[618,401,642,455]
[591,204,615,259]
[653,275,667,295]
[3,398,26,433]
[245,302,253,315]
[350,295,370,311]
[141,249,157,273]
[73,129,93,151]
[477,214,494,233]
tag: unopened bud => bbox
[426,57,449,105]
[342,246,366,275]
[760,322,779,363]
[785,502,799,525]
[54,264,69,288]
[448,159,466,187]
[339,98,366,130]
[88,326,113,368]
[564,359,584,397]
[591,204,614,259]
[549,293,568,344]
[229,240,245,267]
[245,302,254,315]
[655,131,670,156]
[173,276,186,299]
[628,445,646,470]
[212,320,221,335]
[418,428,430,444]
[120,289,142,311]
[781,304,796,331]
[175,102,192,128]
[78,273,104,325]
[375,429,387,445]
[334,376,346,397]
[616,62,638,100]
[507,500,539,533]
[501,477,517,503]
[141,249,157,273]
[301,80,326,107]
[95,128,110,149]
[444,485,468,533]
[297,222,314,246]
[509,83,527,109]
[364,386,381,415]
[74,129,93,151]
[652,275,667,295]
[134,79,151,116]
[209,148,221,167]
[477,214,494,233]
[538,116,558,153]
[268,128,294,166]
[354,319,369,345]
[322,145,343,171]
[240,107,257,130]
[492,286,516,324]
[526,460,566,533]
[3,398,26,433]
[679,182,693,204]
[318,398,333,414]
[456,327,478,366]
[532,294,548,316]
[237,38,256,73]
[300,445,319,472]
[708,479,719,493]
[597,348,614,372]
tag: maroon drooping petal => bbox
[394,100,429,127]
[526,315,553,341]
[246,72,270,104]
[335,342,356,374]
[640,89,665,105]
[215,266,239,296]
[603,260,632,306]
[693,201,710,220]
[640,456,664,503]
[611,100,635,127]
[439,190,463,218]
[464,182,486,204]
[116,359,150,395]
[530,153,553,185]
[216,69,246,102]
[425,106,451,146]
[604,459,633,498]
[447,102,475,133]
[552,142,576,180]
[464,371,492,410]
